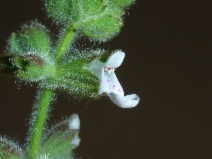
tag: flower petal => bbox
[107,93,140,108]
[106,51,125,68]
[106,72,124,96]
[99,68,110,94]
[69,114,80,130]
[86,60,104,79]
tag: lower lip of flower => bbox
[104,67,115,73]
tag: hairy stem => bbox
[54,24,76,63]
[27,24,76,159]
[27,89,53,159]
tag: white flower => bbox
[87,51,140,108]
[69,114,80,130]
[69,114,81,148]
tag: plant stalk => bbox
[27,89,53,159]
[54,24,76,63]
[27,23,76,158]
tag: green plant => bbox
[0,0,139,158]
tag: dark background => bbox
[0,0,211,159]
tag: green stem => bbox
[27,24,76,159]
[54,24,76,63]
[27,89,53,159]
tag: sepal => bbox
[0,54,56,82]
[41,56,100,99]
[3,21,55,82]
[1,47,111,100]
[7,21,51,59]
[38,114,80,159]
[15,55,56,81]
[0,55,18,75]
[8,33,23,54]
[0,137,25,159]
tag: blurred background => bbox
[0,0,211,158]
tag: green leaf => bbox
[107,0,135,7]
[38,114,80,159]
[44,0,77,23]
[82,7,123,41]
[81,0,106,17]
[43,0,134,41]
[0,137,25,159]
